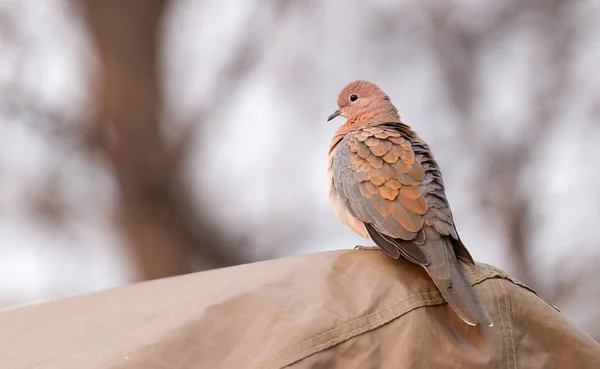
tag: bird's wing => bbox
[412,139,474,265]
[331,126,430,264]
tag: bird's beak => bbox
[327,108,342,122]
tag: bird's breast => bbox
[327,148,370,239]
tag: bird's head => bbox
[327,80,400,126]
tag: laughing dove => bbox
[327,80,492,327]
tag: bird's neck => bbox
[358,109,402,126]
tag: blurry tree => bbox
[81,0,234,279]
[79,0,297,279]
[78,0,298,280]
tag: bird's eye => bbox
[349,93,358,102]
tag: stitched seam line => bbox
[259,291,444,369]
[262,291,437,363]
[276,297,445,368]
[500,280,517,369]
[492,280,508,369]
[464,268,481,277]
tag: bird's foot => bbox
[354,245,380,251]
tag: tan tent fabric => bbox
[1,249,599,369]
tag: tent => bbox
[1,249,599,368]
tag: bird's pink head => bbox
[327,80,400,126]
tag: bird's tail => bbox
[422,228,493,327]
[443,254,493,327]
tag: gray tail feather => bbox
[445,259,493,327]
[427,239,493,327]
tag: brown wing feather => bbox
[332,126,429,264]
[411,137,475,265]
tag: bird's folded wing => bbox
[331,126,429,264]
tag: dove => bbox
[326,80,492,327]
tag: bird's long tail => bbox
[422,228,493,327]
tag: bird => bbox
[326,80,493,327]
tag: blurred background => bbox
[0,0,599,338]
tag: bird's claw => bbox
[354,245,380,251]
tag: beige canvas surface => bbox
[1,249,599,368]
